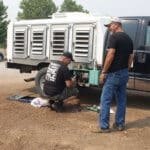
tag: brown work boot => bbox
[64,98,81,112]
[64,98,80,106]
[112,123,125,131]
[92,128,110,133]
[90,125,110,133]
[51,101,65,113]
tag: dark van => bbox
[104,16,150,92]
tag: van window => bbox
[145,25,150,47]
[121,19,139,45]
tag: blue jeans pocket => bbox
[107,69,129,86]
[107,73,120,86]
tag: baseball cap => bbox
[62,52,74,61]
[104,17,122,27]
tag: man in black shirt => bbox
[96,18,133,133]
[44,52,79,112]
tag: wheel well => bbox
[37,62,49,70]
[35,67,47,97]
[0,52,4,57]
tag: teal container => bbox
[89,70,100,85]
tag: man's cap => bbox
[62,52,74,61]
[104,17,122,27]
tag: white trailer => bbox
[6,12,110,96]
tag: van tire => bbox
[35,67,48,97]
[0,53,4,62]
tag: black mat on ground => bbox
[7,95,36,103]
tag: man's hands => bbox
[99,48,115,85]
[71,77,77,87]
[65,76,77,88]
[99,73,107,84]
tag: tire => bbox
[35,67,48,97]
[0,53,4,62]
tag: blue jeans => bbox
[99,68,129,129]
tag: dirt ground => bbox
[0,61,150,150]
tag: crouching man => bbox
[43,52,79,112]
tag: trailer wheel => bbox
[35,67,47,97]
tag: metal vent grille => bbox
[52,31,65,55]
[74,30,90,57]
[31,31,44,55]
[14,31,25,54]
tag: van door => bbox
[72,24,94,63]
[121,18,140,89]
[30,25,47,60]
[13,26,28,58]
[50,24,69,60]
[133,19,150,92]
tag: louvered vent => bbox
[74,30,90,57]
[14,31,25,54]
[31,31,44,55]
[52,31,65,55]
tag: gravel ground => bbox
[0,61,150,150]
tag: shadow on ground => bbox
[22,86,150,110]
[126,117,150,129]
[78,87,150,110]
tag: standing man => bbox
[97,18,134,133]
[43,52,79,112]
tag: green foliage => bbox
[0,1,9,48]
[60,0,89,13]
[17,0,57,20]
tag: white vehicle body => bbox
[6,12,110,96]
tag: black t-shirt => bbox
[107,32,133,73]
[44,61,71,96]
